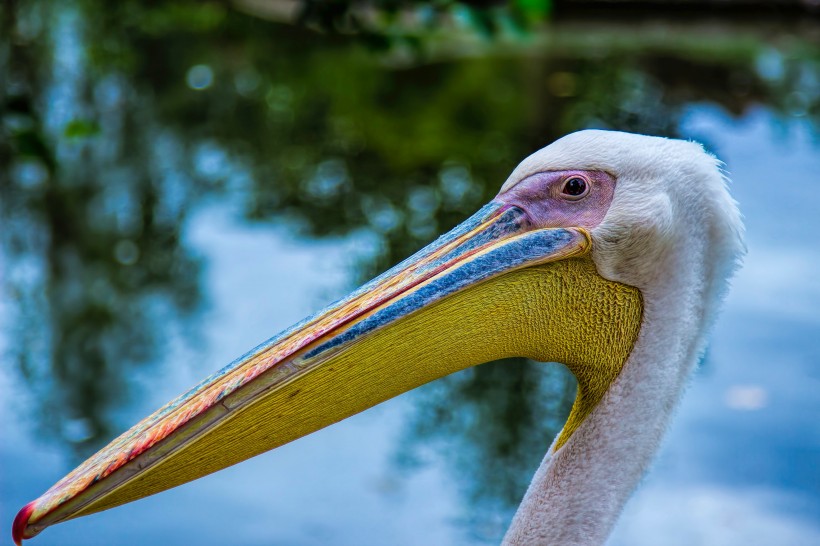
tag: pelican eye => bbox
[561,177,588,199]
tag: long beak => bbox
[13,201,642,544]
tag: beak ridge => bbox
[14,201,615,543]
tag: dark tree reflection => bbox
[2,1,206,457]
[1,0,818,538]
[398,359,576,542]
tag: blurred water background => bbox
[1,1,819,545]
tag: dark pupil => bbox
[563,177,586,196]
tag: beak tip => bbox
[12,501,36,545]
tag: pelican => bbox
[13,130,744,545]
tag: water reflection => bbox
[399,359,576,541]
[1,1,819,543]
[3,4,207,456]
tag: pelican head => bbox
[13,130,744,545]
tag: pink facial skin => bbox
[496,170,616,231]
